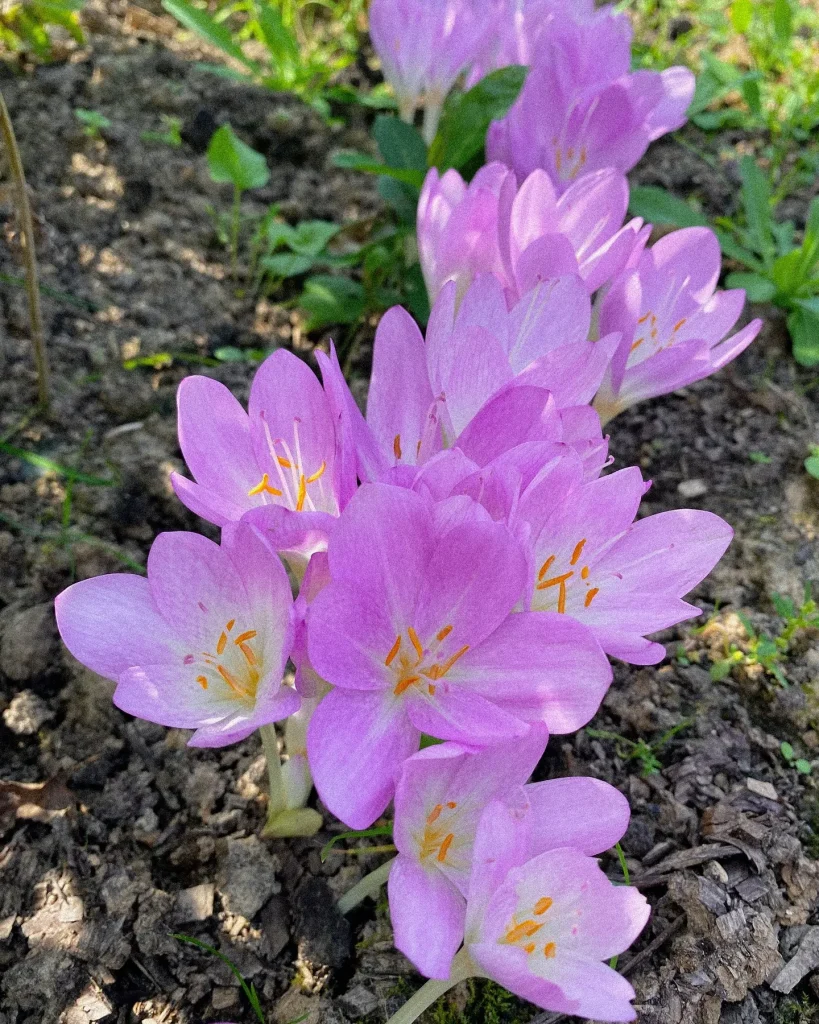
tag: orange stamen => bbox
[436,645,469,677]
[630,338,644,353]
[535,897,553,915]
[581,566,590,580]
[673,318,687,332]
[385,635,402,667]
[235,630,256,644]
[637,311,651,324]
[538,555,556,581]
[296,474,307,511]
[446,801,457,809]
[216,632,227,655]
[536,571,574,592]
[277,456,293,469]
[226,619,235,631]
[408,627,423,661]
[393,434,402,460]
[248,473,283,498]
[570,539,587,565]
[523,942,536,954]
[428,684,436,696]
[437,834,454,863]
[394,675,420,696]
[306,461,326,484]
[218,664,245,697]
[505,920,543,944]
[239,642,257,666]
[584,587,600,608]
[427,804,443,825]
[544,942,557,958]
[196,675,208,689]
[436,625,453,642]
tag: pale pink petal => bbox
[388,856,466,979]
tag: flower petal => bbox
[388,856,466,979]
[525,777,630,855]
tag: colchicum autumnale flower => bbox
[305,483,611,829]
[389,727,631,978]
[55,524,299,747]
[486,9,694,191]
[594,227,763,423]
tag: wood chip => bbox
[746,778,778,801]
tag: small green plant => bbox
[206,123,269,278]
[140,115,183,148]
[0,0,84,60]
[710,588,819,687]
[806,446,819,479]
[781,740,812,775]
[585,720,693,776]
[74,108,111,138]
[173,933,265,1022]
[749,451,773,464]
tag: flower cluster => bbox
[53,1,763,1021]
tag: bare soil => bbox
[1,6,819,1024]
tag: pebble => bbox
[217,835,280,920]
[677,478,709,498]
[0,603,58,682]
[174,883,214,924]
[2,690,54,735]
[746,778,779,802]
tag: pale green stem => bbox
[383,948,474,1024]
[260,723,286,819]
[422,98,443,146]
[337,856,396,915]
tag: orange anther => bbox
[523,942,536,954]
[277,456,293,469]
[535,897,553,915]
[408,627,424,661]
[428,684,436,696]
[436,645,469,677]
[581,566,590,580]
[544,942,557,958]
[306,461,326,484]
[248,473,283,498]
[238,642,257,666]
[637,311,651,324]
[394,675,420,696]
[630,338,644,353]
[218,664,244,696]
[427,804,443,825]
[505,920,542,944]
[538,554,556,581]
[673,318,687,332]
[437,833,454,863]
[446,801,457,809]
[436,625,453,642]
[385,635,402,667]
[226,619,235,631]
[196,675,208,689]
[216,632,227,655]
[536,571,574,592]
[570,539,587,565]
[584,587,600,608]
[393,434,402,460]
[296,475,307,512]
[235,630,257,644]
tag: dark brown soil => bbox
[1,6,819,1024]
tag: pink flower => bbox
[171,347,357,565]
[389,728,631,978]
[305,483,611,828]
[418,162,643,304]
[486,10,695,192]
[55,524,299,747]
[461,799,649,1020]
[594,227,763,423]
[369,0,500,142]
[359,276,615,485]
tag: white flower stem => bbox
[337,856,396,915]
[260,724,287,819]
[422,100,443,146]
[383,949,474,1024]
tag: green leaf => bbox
[772,593,796,619]
[172,934,265,1023]
[771,249,807,297]
[373,115,427,172]
[796,759,812,775]
[377,176,420,225]
[739,156,775,261]
[74,108,111,130]
[162,0,258,71]
[748,450,772,464]
[772,0,793,45]
[287,220,341,257]
[714,228,762,270]
[428,65,528,173]
[741,76,762,116]
[787,303,819,366]
[710,659,734,681]
[207,124,269,192]
[781,741,795,761]
[628,186,709,228]
[299,275,366,330]
[255,1,300,67]
[725,272,776,302]
[0,441,114,487]
[262,252,315,277]
[332,150,425,188]
[730,0,753,32]
[320,826,394,862]
[805,448,819,479]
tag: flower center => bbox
[502,896,556,957]
[248,413,328,512]
[534,538,598,614]
[419,800,460,865]
[186,618,262,704]
[553,135,588,181]
[384,626,469,697]
[628,309,688,365]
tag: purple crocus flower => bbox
[305,483,612,829]
[369,0,501,142]
[55,524,299,747]
[418,162,643,304]
[486,10,695,192]
[171,347,356,566]
[360,276,615,485]
[460,799,650,1020]
[389,728,631,978]
[593,227,763,423]
[514,452,733,664]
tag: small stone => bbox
[2,690,54,735]
[0,603,58,681]
[59,897,84,923]
[677,478,708,498]
[772,927,819,993]
[174,883,214,923]
[259,894,290,959]
[703,860,729,885]
[217,836,280,919]
[746,778,778,802]
[273,988,320,1024]
[212,987,238,1010]
[339,985,379,1018]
